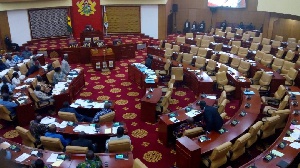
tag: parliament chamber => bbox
[1,0,300,168]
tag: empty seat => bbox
[202,142,232,168]
[230,45,239,55]
[236,29,243,35]
[200,39,210,48]
[261,45,271,54]
[285,68,298,86]
[189,46,199,55]
[249,43,259,51]
[226,32,235,39]
[261,38,271,45]
[165,43,172,49]
[271,58,284,72]
[219,54,229,64]
[107,139,131,153]
[246,121,263,148]
[16,126,37,148]
[182,53,193,65]
[287,42,297,51]
[194,57,206,69]
[258,115,280,139]
[261,85,286,105]
[228,133,251,161]
[185,33,193,39]
[231,41,241,47]
[205,60,217,75]
[182,127,203,138]
[274,35,283,42]
[65,146,88,154]
[276,48,284,58]
[230,57,241,69]
[260,54,274,67]
[197,48,208,58]
[216,71,236,93]
[252,37,261,43]
[287,38,296,44]
[214,43,223,52]
[281,61,295,75]
[254,50,265,62]
[225,27,232,33]
[284,50,295,61]
[237,60,250,77]
[250,72,272,93]
[216,31,225,37]
[176,36,186,44]
[241,34,250,41]
[271,41,281,48]
[237,47,248,58]
[172,45,180,53]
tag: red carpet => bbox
[0,36,242,167]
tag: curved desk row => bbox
[0,137,133,168]
[175,88,261,168]
[241,86,300,167]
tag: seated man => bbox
[105,127,131,150]
[29,115,48,141]
[0,60,8,72]
[13,66,25,80]
[60,101,92,122]
[199,101,223,133]
[32,158,51,168]
[45,124,70,147]
[12,52,23,63]
[26,56,41,76]
[0,77,15,93]
[173,117,201,138]
[61,54,70,75]
[0,93,17,115]
[21,46,32,59]
[34,85,54,102]
[36,75,52,94]
[76,150,102,168]
[92,102,112,123]
[53,67,66,84]
[5,55,16,67]
[71,131,93,151]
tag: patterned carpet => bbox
[0,36,242,167]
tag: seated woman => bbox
[11,72,21,86]
[53,67,66,84]
[36,75,52,94]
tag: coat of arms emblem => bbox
[77,0,96,16]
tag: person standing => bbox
[199,101,223,133]
[61,54,70,75]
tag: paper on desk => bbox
[93,102,104,108]
[36,54,43,56]
[288,92,300,96]
[169,117,180,123]
[31,151,38,155]
[294,125,300,129]
[271,150,284,157]
[15,85,29,90]
[74,68,81,73]
[105,128,111,134]
[283,137,295,142]
[290,132,300,139]
[58,121,68,128]
[206,96,217,99]
[73,125,96,134]
[40,117,56,125]
[15,153,31,162]
[70,103,80,108]
[52,160,64,167]
[289,142,300,149]
[47,153,58,162]
[24,78,35,83]
[112,127,118,134]
[0,142,11,149]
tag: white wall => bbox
[257,0,300,16]
[141,5,158,39]
[7,10,31,46]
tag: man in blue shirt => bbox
[21,46,32,59]
[92,102,112,123]
[60,101,93,122]
[0,93,17,115]
[45,124,71,147]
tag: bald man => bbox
[45,124,70,147]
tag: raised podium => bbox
[90,48,115,71]
[80,30,103,47]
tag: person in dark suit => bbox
[199,101,223,133]
[71,131,94,151]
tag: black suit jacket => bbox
[203,105,223,132]
[71,138,93,150]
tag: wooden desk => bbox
[158,97,216,146]
[0,137,133,168]
[127,64,158,92]
[90,49,115,71]
[176,88,261,167]
[140,88,162,123]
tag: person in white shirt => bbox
[11,72,20,86]
[34,85,54,102]
[5,55,16,67]
[13,66,25,80]
[61,54,70,75]
[105,127,131,150]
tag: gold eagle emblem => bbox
[77,0,96,16]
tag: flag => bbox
[67,10,72,33]
[103,6,108,29]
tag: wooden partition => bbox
[0,11,10,50]
[106,6,140,33]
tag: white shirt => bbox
[61,59,70,75]
[11,78,20,86]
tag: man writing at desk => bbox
[92,102,112,123]
[0,93,17,115]
[199,101,223,133]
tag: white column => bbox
[141,5,158,39]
